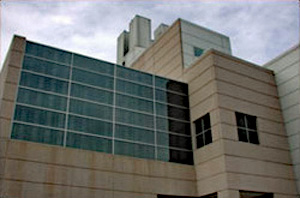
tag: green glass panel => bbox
[115,108,154,129]
[114,141,155,159]
[157,147,170,162]
[155,76,188,95]
[116,94,153,113]
[69,99,113,120]
[22,56,70,79]
[115,124,154,144]
[156,103,189,121]
[20,72,68,94]
[71,83,113,105]
[116,79,153,99]
[157,132,192,149]
[72,68,113,89]
[157,148,193,165]
[73,54,114,75]
[66,132,112,153]
[11,123,64,145]
[25,41,72,64]
[155,89,189,107]
[156,117,191,135]
[17,88,67,111]
[14,105,66,128]
[116,65,152,85]
[68,115,112,137]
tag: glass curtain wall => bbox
[11,41,193,165]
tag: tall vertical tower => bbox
[117,15,152,67]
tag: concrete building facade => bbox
[264,45,300,194]
[0,16,299,198]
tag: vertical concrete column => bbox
[218,190,240,198]
[0,35,26,139]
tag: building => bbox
[0,15,299,198]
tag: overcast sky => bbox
[1,1,299,70]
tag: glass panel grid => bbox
[12,40,192,165]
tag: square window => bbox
[236,112,259,145]
[194,113,212,149]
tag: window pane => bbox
[203,114,211,130]
[72,68,114,89]
[66,132,112,153]
[69,99,113,120]
[14,105,66,128]
[11,123,64,146]
[117,65,152,85]
[114,141,155,159]
[115,108,154,129]
[156,103,189,121]
[68,115,112,137]
[20,72,68,94]
[238,129,248,142]
[71,83,113,105]
[115,124,154,144]
[25,41,72,65]
[194,47,204,57]
[249,131,259,144]
[194,119,203,135]
[157,132,192,149]
[73,54,114,75]
[235,112,246,127]
[17,88,67,111]
[155,89,189,107]
[23,56,70,79]
[156,117,191,135]
[196,134,204,148]
[155,76,188,95]
[204,130,212,145]
[157,148,193,165]
[116,94,153,113]
[247,115,257,130]
[116,79,153,99]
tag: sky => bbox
[1,0,299,70]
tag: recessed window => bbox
[194,46,204,57]
[194,113,212,148]
[235,112,259,144]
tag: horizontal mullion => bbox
[18,85,68,98]
[22,69,69,82]
[13,120,65,131]
[24,54,71,67]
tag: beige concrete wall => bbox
[0,35,26,198]
[0,36,25,139]
[181,50,298,197]
[1,139,197,198]
[212,51,298,197]
[131,20,185,81]
[264,44,300,195]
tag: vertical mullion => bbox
[153,75,157,159]
[112,65,117,154]
[63,54,73,147]
[244,115,250,143]
[201,119,205,145]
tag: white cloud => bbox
[1,1,299,70]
